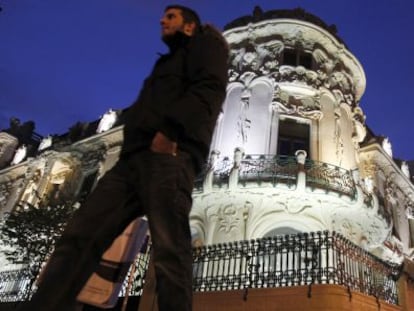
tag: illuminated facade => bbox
[0,6,414,308]
[189,8,414,265]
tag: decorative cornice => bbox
[70,144,107,171]
[224,7,343,45]
[224,17,366,102]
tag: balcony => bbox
[1,231,406,310]
[194,152,357,200]
[192,231,399,304]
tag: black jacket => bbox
[122,25,229,173]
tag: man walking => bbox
[20,5,228,311]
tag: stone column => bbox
[295,150,307,192]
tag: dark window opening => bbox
[282,49,314,69]
[277,118,310,157]
[283,49,297,66]
[299,53,313,69]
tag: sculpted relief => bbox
[0,181,12,210]
[222,36,359,161]
[215,74,274,157]
[228,40,356,106]
[229,40,284,75]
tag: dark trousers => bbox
[21,150,195,311]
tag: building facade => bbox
[1,6,414,309]
[189,7,414,264]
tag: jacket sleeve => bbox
[159,31,229,143]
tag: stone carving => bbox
[230,40,284,74]
[229,148,244,188]
[38,135,53,152]
[276,65,323,89]
[332,212,389,248]
[381,235,404,262]
[72,144,107,172]
[225,73,275,152]
[382,137,393,158]
[327,71,353,94]
[333,106,344,166]
[313,48,337,75]
[97,109,118,134]
[203,150,220,190]
[404,196,414,218]
[360,159,377,181]
[11,145,27,165]
[21,168,43,204]
[224,7,341,43]
[0,181,12,209]
[363,177,374,193]
[284,196,313,214]
[0,132,19,168]
[385,175,398,203]
[351,107,366,150]
[401,162,410,179]
[382,176,398,225]
[336,218,360,242]
[210,204,241,234]
[228,39,356,110]
[284,30,308,48]
[274,87,322,120]
[237,88,252,144]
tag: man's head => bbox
[160,5,201,39]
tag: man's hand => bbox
[150,132,178,156]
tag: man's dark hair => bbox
[165,5,201,31]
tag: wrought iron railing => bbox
[0,232,401,305]
[195,154,356,198]
[304,160,356,198]
[192,231,401,305]
[118,250,151,297]
[0,246,151,302]
[0,268,33,302]
[239,155,297,187]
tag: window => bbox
[283,49,297,66]
[283,49,314,69]
[277,118,310,156]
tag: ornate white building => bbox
[0,6,413,283]
[189,7,414,266]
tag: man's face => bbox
[160,8,194,38]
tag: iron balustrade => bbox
[194,154,356,198]
[118,250,151,298]
[210,156,233,188]
[193,156,233,191]
[0,232,402,305]
[0,268,33,302]
[192,231,401,305]
[304,160,356,198]
[0,244,151,303]
[238,155,297,187]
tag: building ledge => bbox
[194,285,401,311]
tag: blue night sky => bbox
[0,0,413,160]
